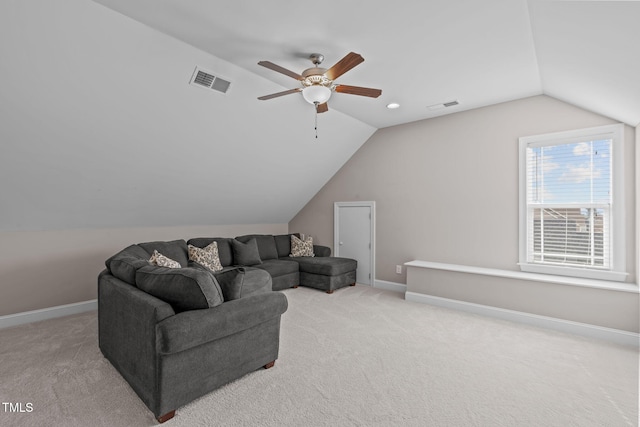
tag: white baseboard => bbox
[405,292,639,348]
[374,280,407,293]
[0,300,97,329]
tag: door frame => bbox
[334,201,376,286]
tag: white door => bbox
[334,202,375,286]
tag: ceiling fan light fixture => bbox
[302,85,332,105]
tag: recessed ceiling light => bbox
[386,103,400,109]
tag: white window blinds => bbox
[526,140,611,269]
[518,124,626,282]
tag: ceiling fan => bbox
[257,52,382,114]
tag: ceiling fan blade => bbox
[258,61,303,80]
[335,85,382,98]
[325,52,364,80]
[257,88,301,100]
[316,102,329,113]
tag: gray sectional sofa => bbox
[98,233,357,423]
[188,233,357,293]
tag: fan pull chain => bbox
[314,102,319,139]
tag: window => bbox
[518,124,626,282]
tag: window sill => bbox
[518,263,628,284]
[404,260,638,294]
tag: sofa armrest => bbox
[157,291,288,354]
[98,270,175,328]
[98,270,175,410]
[313,245,331,257]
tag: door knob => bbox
[339,242,343,245]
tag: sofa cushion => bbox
[274,233,300,258]
[135,265,224,312]
[149,250,181,268]
[230,238,262,266]
[188,242,223,272]
[213,267,271,301]
[157,292,288,355]
[290,235,315,257]
[187,237,234,267]
[138,240,189,267]
[236,234,278,261]
[105,244,150,285]
[254,259,300,278]
[293,257,357,276]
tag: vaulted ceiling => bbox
[1,0,638,232]
[93,0,640,128]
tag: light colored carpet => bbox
[0,285,637,426]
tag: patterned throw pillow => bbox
[188,242,223,272]
[149,250,181,268]
[289,235,315,257]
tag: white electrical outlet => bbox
[396,265,402,274]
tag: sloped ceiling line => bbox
[2,0,638,232]
[91,0,640,127]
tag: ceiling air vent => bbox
[189,67,231,94]
[427,100,459,111]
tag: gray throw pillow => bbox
[236,234,278,260]
[214,267,271,301]
[135,265,224,312]
[230,238,262,266]
[214,268,246,301]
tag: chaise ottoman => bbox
[293,257,357,294]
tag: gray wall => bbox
[0,223,287,316]
[289,95,638,331]
[406,268,639,332]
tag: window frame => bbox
[518,124,627,282]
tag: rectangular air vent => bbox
[427,100,459,111]
[189,67,231,94]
